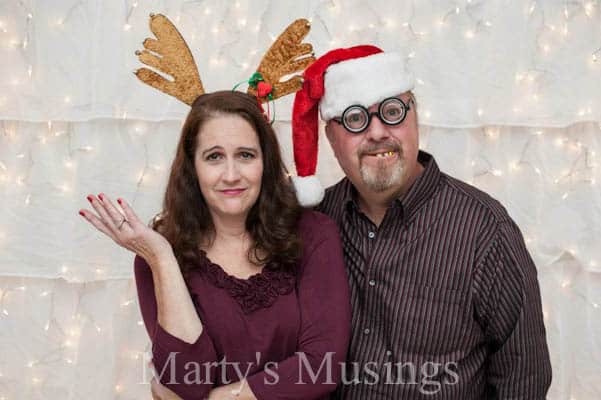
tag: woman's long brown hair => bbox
[151,91,303,280]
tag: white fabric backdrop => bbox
[1,0,600,399]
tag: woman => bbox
[79,91,351,400]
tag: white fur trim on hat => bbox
[319,52,415,121]
[291,175,324,207]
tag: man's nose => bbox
[364,115,391,142]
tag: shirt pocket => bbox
[390,282,470,357]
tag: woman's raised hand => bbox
[79,193,172,264]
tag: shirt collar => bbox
[341,150,442,219]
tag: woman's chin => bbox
[215,203,252,218]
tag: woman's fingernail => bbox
[117,198,122,205]
[79,210,85,217]
[87,195,93,202]
[98,193,104,200]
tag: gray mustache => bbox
[359,142,402,157]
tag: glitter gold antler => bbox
[247,19,315,102]
[134,13,204,106]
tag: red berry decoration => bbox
[257,81,273,98]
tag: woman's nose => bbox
[223,160,241,182]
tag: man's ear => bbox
[324,121,336,145]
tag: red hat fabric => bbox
[291,45,383,206]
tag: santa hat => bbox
[291,45,415,206]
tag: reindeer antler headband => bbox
[134,14,315,109]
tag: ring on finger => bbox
[118,217,129,230]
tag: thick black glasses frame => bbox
[333,97,415,134]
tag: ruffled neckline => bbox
[196,250,296,314]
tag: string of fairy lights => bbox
[0,1,600,398]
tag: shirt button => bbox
[368,279,376,286]
[364,328,371,335]
[368,231,376,239]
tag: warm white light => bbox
[465,30,474,39]
[528,3,536,14]
[492,169,503,176]
[123,23,132,31]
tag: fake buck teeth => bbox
[376,151,396,158]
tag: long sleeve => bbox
[134,255,219,400]
[472,220,552,399]
[246,216,352,399]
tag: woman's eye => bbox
[240,152,255,159]
[206,153,222,161]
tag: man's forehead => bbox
[364,91,413,109]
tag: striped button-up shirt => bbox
[316,150,552,399]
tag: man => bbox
[290,45,552,399]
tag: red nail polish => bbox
[79,210,85,217]
[117,198,122,204]
[87,195,93,202]
[98,193,104,200]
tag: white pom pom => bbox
[291,175,325,207]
